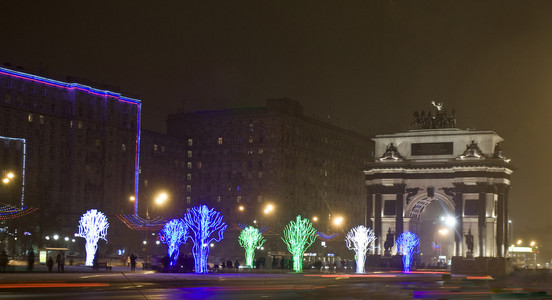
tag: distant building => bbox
[167,98,372,256]
[0,66,140,253]
[365,105,514,265]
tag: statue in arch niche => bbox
[465,229,474,258]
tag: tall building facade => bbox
[167,98,372,257]
[0,66,140,254]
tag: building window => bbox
[258,148,264,154]
[186,185,192,192]
[257,196,263,203]
[188,139,193,146]
[187,162,192,169]
[237,185,241,191]
[122,144,127,152]
[238,136,243,144]
[217,196,221,203]
[249,136,254,143]
[187,174,192,181]
[187,151,192,158]
[218,137,223,145]
[237,196,241,203]
[161,145,165,152]
[153,144,158,151]
[28,114,33,123]
[39,115,44,125]
[78,121,83,129]
[186,196,191,204]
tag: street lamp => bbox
[263,204,274,214]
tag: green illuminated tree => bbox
[238,226,266,268]
[281,215,317,273]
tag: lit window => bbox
[217,196,221,203]
[187,162,192,169]
[186,196,191,204]
[237,186,241,191]
[78,121,83,129]
[188,139,193,146]
[187,151,192,158]
[39,115,44,125]
[187,174,192,181]
[218,137,223,145]
[122,144,127,152]
[249,136,253,143]
[237,196,241,203]
[258,148,264,154]
[28,114,33,123]
[186,185,191,192]
[153,144,158,151]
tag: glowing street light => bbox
[2,172,14,184]
[312,216,318,222]
[155,193,168,205]
[333,216,344,226]
[264,204,274,214]
[517,239,522,245]
[238,205,245,212]
[129,196,135,202]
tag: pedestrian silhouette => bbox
[47,256,54,272]
[0,250,8,272]
[56,253,65,272]
[27,250,35,272]
[130,253,137,272]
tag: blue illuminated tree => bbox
[396,231,419,273]
[281,215,317,273]
[182,205,227,273]
[159,219,187,267]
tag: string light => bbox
[182,205,227,274]
[281,215,317,273]
[159,219,187,267]
[238,226,266,268]
[77,209,109,266]
[396,231,419,273]
[345,225,377,274]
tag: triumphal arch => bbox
[364,104,513,260]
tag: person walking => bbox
[47,256,54,272]
[130,253,137,272]
[234,260,240,272]
[56,253,63,272]
[27,250,35,272]
[0,251,8,272]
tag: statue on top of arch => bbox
[411,101,456,129]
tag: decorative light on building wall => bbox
[345,225,377,274]
[182,205,227,274]
[159,219,187,267]
[281,215,318,273]
[396,231,419,273]
[77,209,109,266]
[238,226,266,268]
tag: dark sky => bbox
[2,1,552,232]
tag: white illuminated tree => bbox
[77,209,109,266]
[345,225,376,273]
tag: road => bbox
[0,268,551,299]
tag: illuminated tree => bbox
[345,225,376,273]
[281,215,317,273]
[159,219,187,267]
[182,205,227,273]
[238,226,266,268]
[396,231,419,273]
[77,209,109,266]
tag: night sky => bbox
[2,1,552,233]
